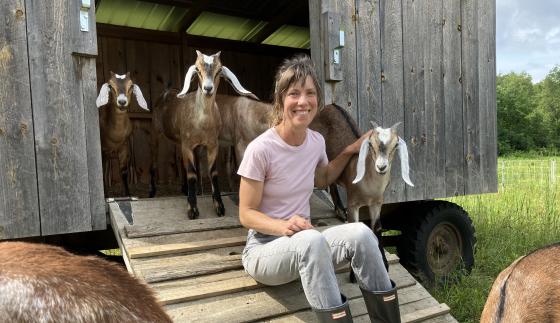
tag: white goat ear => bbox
[352,138,370,184]
[133,84,149,111]
[221,66,260,100]
[177,65,197,98]
[398,137,414,187]
[96,83,110,108]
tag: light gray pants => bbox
[242,222,392,310]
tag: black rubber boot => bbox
[313,294,353,322]
[360,280,401,323]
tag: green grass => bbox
[428,158,560,323]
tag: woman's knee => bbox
[293,229,330,256]
[346,222,378,246]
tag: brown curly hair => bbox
[269,54,323,127]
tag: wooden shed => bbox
[1,0,495,284]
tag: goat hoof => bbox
[349,270,357,284]
[188,208,199,220]
[215,204,225,217]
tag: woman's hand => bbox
[345,129,373,154]
[279,215,314,236]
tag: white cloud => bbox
[497,0,560,82]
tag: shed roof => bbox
[95,0,310,49]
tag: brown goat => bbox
[97,72,148,196]
[149,51,256,219]
[480,243,560,323]
[0,241,171,323]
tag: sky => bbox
[497,0,560,82]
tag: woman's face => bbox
[281,75,318,130]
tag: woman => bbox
[238,55,400,323]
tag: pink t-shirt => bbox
[238,128,328,220]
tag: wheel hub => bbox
[426,222,463,276]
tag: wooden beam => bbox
[177,0,210,33]
[248,2,306,43]
[96,23,308,56]
[97,23,181,44]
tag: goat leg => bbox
[368,205,389,272]
[208,145,225,216]
[329,184,348,220]
[185,163,199,219]
[118,147,130,197]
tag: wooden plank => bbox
[165,266,416,322]
[443,0,466,197]
[128,235,247,258]
[0,0,40,239]
[402,304,450,323]
[422,0,446,199]
[125,194,336,238]
[381,0,406,203]
[309,0,326,102]
[461,0,481,195]
[330,0,358,121]
[78,56,106,230]
[26,0,92,235]
[403,0,426,202]
[356,0,382,132]
[478,0,497,193]
[135,246,244,283]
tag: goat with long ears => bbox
[150,51,257,219]
[96,72,148,196]
[352,121,414,187]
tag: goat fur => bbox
[480,243,560,323]
[97,72,148,196]
[0,241,171,323]
[150,51,256,219]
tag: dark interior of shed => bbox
[94,0,310,198]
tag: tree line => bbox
[497,66,560,155]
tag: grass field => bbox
[429,157,560,323]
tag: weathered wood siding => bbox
[0,0,104,239]
[0,0,40,239]
[310,0,497,203]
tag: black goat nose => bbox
[378,165,387,171]
[118,98,127,106]
[204,85,213,92]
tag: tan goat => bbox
[480,243,560,323]
[150,51,256,219]
[0,241,172,323]
[96,72,148,196]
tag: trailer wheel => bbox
[396,201,476,286]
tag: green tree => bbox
[496,72,541,154]
[535,66,560,148]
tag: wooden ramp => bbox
[109,193,457,323]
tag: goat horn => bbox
[96,83,110,108]
[370,120,379,129]
[133,84,149,111]
[221,66,260,100]
[352,138,370,184]
[398,137,414,187]
[177,65,197,98]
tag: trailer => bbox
[1,0,495,320]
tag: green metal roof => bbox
[95,0,310,49]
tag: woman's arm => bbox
[239,177,313,236]
[314,130,373,188]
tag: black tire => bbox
[396,201,476,286]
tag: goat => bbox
[149,51,257,219]
[0,241,172,323]
[96,72,148,196]
[480,243,560,323]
